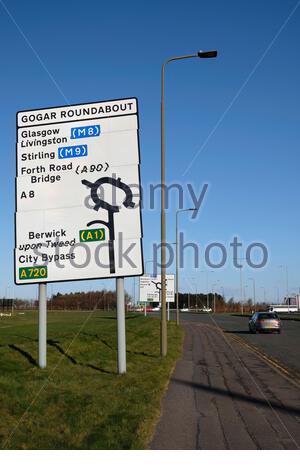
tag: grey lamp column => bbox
[248,277,256,313]
[161,50,217,356]
[176,208,195,325]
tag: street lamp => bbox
[5,287,12,314]
[143,259,155,316]
[275,284,280,304]
[176,208,195,325]
[248,278,256,313]
[278,265,289,301]
[219,286,225,312]
[234,257,246,315]
[185,276,197,310]
[212,280,220,313]
[212,283,217,313]
[243,284,248,311]
[160,49,217,357]
[206,270,215,309]
[220,286,225,299]
[189,277,198,311]
[199,269,212,309]
[261,286,266,304]
[145,259,155,276]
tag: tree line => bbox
[11,290,266,313]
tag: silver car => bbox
[249,312,281,334]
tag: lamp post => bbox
[160,49,217,356]
[199,269,209,309]
[184,276,197,311]
[240,266,244,315]
[206,270,214,309]
[143,259,155,316]
[220,286,225,299]
[261,286,266,304]
[176,208,195,325]
[145,259,155,275]
[5,287,11,315]
[212,283,216,313]
[243,284,248,312]
[234,257,246,315]
[132,278,136,309]
[220,286,225,312]
[276,285,280,304]
[189,278,198,311]
[278,265,289,301]
[212,280,220,313]
[248,278,256,313]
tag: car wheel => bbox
[277,330,281,334]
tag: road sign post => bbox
[38,283,47,368]
[116,277,126,374]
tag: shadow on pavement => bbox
[172,378,300,417]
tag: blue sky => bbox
[1,0,300,303]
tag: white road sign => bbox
[15,98,143,284]
[139,275,175,303]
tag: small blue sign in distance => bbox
[58,145,88,159]
[70,125,101,139]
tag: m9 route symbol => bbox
[71,125,100,139]
[58,144,88,159]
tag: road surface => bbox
[150,320,300,450]
[186,313,300,376]
[159,312,300,377]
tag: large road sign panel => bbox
[15,98,143,284]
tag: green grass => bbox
[0,310,183,450]
[277,314,300,321]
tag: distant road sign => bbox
[15,98,143,284]
[139,275,175,303]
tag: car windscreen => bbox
[257,313,278,319]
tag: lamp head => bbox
[197,50,218,58]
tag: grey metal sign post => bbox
[38,283,47,368]
[116,277,126,374]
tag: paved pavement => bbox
[150,321,300,449]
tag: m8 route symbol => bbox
[71,125,100,139]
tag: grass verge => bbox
[0,310,183,449]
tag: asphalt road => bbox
[150,320,300,450]
[162,312,300,377]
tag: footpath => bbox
[150,322,300,450]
